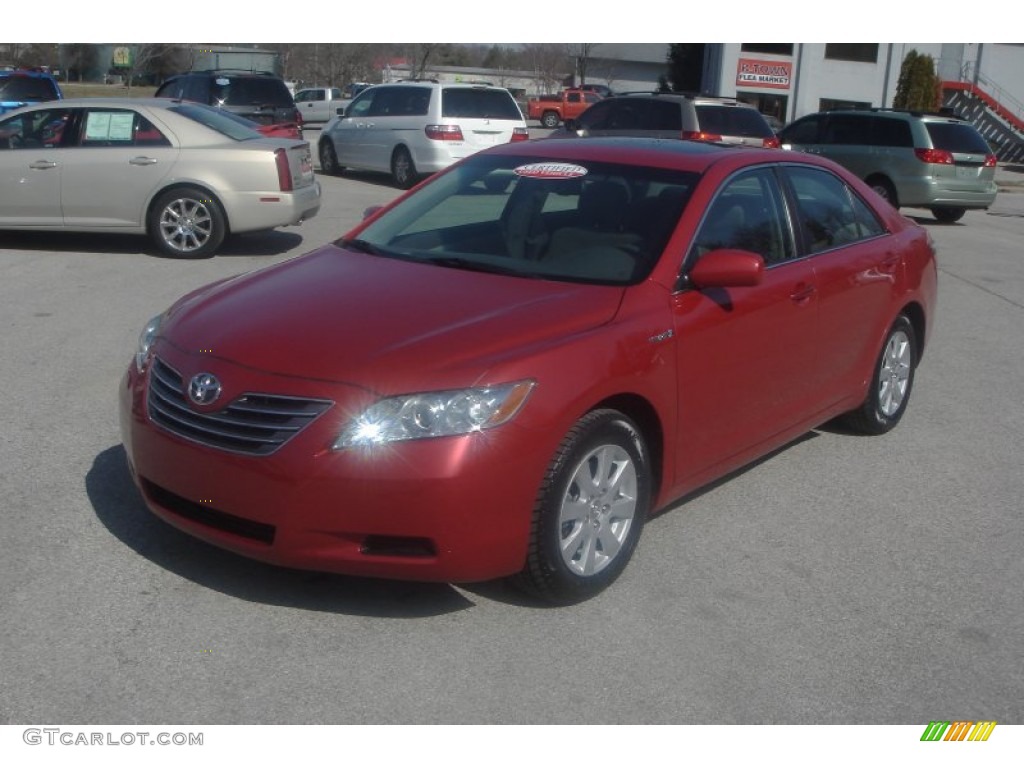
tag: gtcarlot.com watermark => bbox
[23,728,203,747]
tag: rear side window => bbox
[780,115,821,145]
[870,117,913,148]
[925,122,991,153]
[211,77,294,107]
[785,166,876,252]
[695,105,774,138]
[168,103,262,140]
[442,89,521,120]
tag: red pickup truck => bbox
[527,89,604,128]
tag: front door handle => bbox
[790,283,816,304]
[29,160,57,169]
[129,156,158,166]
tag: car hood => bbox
[161,243,624,391]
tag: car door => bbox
[781,164,899,399]
[296,88,325,123]
[60,107,177,227]
[671,166,819,484]
[331,88,375,168]
[0,105,74,226]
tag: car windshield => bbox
[695,105,774,138]
[168,103,263,140]
[441,88,522,120]
[0,75,59,101]
[346,154,698,286]
[925,122,991,154]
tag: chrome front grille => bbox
[147,358,333,455]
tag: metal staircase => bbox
[942,68,1024,164]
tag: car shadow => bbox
[0,230,304,258]
[87,445,477,617]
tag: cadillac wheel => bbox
[149,187,226,259]
[516,410,650,604]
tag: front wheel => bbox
[514,409,650,604]
[391,146,418,189]
[148,188,225,259]
[931,206,966,224]
[843,315,917,435]
[541,111,560,129]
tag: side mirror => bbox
[689,249,764,289]
[336,106,347,117]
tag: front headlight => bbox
[334,380,535,449]
[135,314,163,373]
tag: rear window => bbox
[442,88,522,120]
[210,77,294,108]
[925,122,991,153]
[695,105,774,138]
[0,74,60,101]
[168,103,263,140]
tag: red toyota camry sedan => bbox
[120,138,937,604]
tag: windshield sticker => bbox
[513,162,588,180]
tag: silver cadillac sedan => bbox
[0,98,321,258]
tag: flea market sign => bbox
[736,58,792,89]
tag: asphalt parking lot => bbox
[1,139,1022,726]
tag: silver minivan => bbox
[779,108,997,223]
[318,81,529,188]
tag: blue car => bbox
[0,70,63,115]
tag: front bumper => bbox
[118,352,544,584]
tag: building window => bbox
[741,44,794,56]
[824,44,879,63]
[819,98,872,112]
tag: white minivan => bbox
[317,81,529,188]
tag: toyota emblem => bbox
[188,372,222,406]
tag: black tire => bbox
[868,177,899,208]
[148,187,226,259]
[391,146,418,189]
[319,139,341,175]
[541,111,560,129]
[843,315,917,435]
[514,409,650,604]
[931,206,966,224]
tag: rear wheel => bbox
[843,315,917,435]
[148,188,225,259]
[391,146,418,189]
[319,139,341,175]
[541,111,560,129]
[931,206,966,224]
[868,176,898,208]
[514,409,650,604]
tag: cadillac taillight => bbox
[425,124,464,141]
[274,148,293,191]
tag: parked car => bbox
[559,92,781,148]
[121,137,936,604]
[778,108,997,222]
[527,88,604,128]
[0,98,320,258]
[579,83,614,99]
[317,81,528,188]
[0,69,63,115]
[155,70,302,139]
[293,86,343,124]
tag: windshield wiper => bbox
[419,256,541,278]
[340,238,387,256]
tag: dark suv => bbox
[778,108,997,223]
[560,92,780,148]
[0,70,63,115]
[155,70,301,132]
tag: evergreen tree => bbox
[893,50,941,111]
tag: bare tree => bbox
[117,44,184,92]
[567,43,599,87]
[521,43,571,95]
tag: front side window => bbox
[370,86,430,117]
[576,100,615,130]
[784,166,881,252]
[780,115,821,145]
[348,155,698,286]
[345,90,374,118]
[0,106,75,150]
[687,168,794,267]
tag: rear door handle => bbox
[129,156,158,166]
[29,160,57,169]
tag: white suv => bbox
[317,81,529,188]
